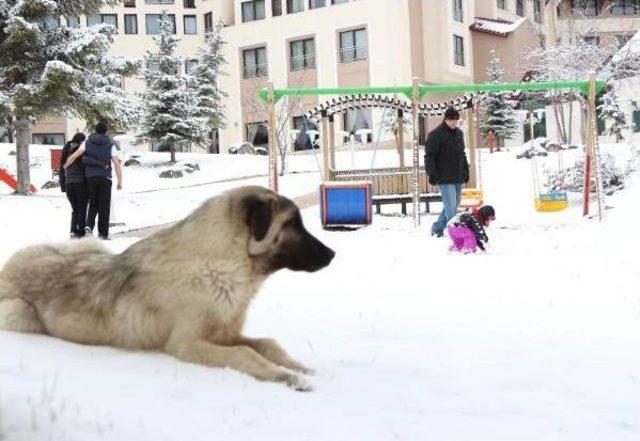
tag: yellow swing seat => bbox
[460,188,484,209]
[534,191,568,212]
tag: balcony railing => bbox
[340,46,367,63]
[244,63,268,79]
[291,54,316,71]
[146,0,174,4]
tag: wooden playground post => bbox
[397,109,405,168]
[328,113,336,171]
[466,107,477,188]
[321,109,330,181]
[411,78,421,227]
[266,81,278,192]
[583,74,596,217]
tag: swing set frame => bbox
[259,76,606,225]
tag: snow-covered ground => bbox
[1,141,639,441]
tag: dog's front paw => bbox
[281,373,313,392]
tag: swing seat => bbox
[459,188,484,209]
[534,191,568,212]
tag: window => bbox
[32,133,65,145]
[272,0,283,16]
[243,47,267,78]
[124,0,136,6]
[87,14,118,29]
[632,102,640,133]
[204,12,213,32]
[534,0,543,22]
[583,36,599,46]
[247,122,268,147]
[124,14,138,34]
[185,59,198,74]
[67,16,80,28]
[452,0,463,22]
[309,0,325,8]
[343,109,372,142]
[290,38,315,70]
[145,0,174,3]
[184,15,197,34]
[573,0,598,16]
[617,34,632,49]
[332,0,348,3]
[184,0,196,7]
[42,16,60,30]
[242,0,266,22]
[287,0,304,13]
[339,28,367,62]
[146,14,176,34]
[516,0,524,16]
[612,0,639,15]
[497,0,506,10]
[453,34,464,66]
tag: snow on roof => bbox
[469,17,527,37]
[611,30,640,64]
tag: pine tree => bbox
[478,50,519,147]
[191,20,228,136]
[597,89,628,143]
[0,0,140,194]
[137,10,207,163]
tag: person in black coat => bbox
[59,133,87,238]
[424,107,470,237]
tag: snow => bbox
[1,140,640,440]
[611,30,640,64]
[470,17,526,36]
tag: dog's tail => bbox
[0,279,45,334]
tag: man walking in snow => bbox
[425,107,470,237]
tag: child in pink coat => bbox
[447,205,496,253]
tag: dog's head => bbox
[238,187,335,274]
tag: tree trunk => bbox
[15,115,31,195]
[170,144,176,163]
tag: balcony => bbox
[243,63,268,79]
[291,54,316,71]
[340,46,367,62]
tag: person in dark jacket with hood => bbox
[424,107,470,237]
[63,122,123,240]
[59,133,87,238]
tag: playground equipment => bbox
[259,77,606,225]
[0,167,37,193]
[528,110,568,212]
[459,105,484,210]
[319,180,372,227]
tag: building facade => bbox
[27,0,640,151]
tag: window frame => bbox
[290,37,316,71]
[183,15,197,35]
[339,28,367,62]
[452,0,463,22]
[241,0,266,22]
[145,14,176,35]
[243,47,268,79]
[124,14,138,34]
[453,34,465,66]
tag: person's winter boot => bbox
[84,227,93,236]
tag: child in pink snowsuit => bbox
[447,205,495,253]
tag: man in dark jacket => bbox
[63,122,123,240]
[424,107,470,237]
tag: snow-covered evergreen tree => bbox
[191,20,228,134]
[597,89,628,143]
[478,50,519,144]
[0,0,140,194]
[137,11,207,163]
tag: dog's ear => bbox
[244,194,277,244]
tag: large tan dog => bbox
[0,186,334,391]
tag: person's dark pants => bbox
[86,177,112,239]
[65,183,88,237]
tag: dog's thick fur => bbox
[0,186,334,391]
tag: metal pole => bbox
[467,106,477,188]
[411,77,421,227]
[397,109,405,168]
[321,109,330,182]
[267,81,278,192]
[328,113,336,171]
